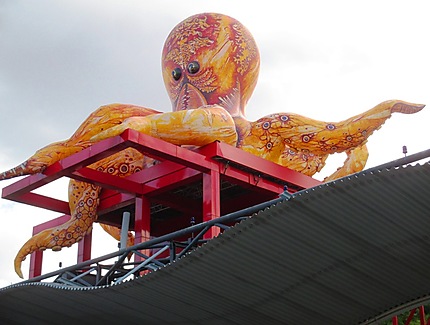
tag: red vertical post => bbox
[29,225,43,278]
[77,232,92,264]
[203,170,221,240]
[134,195,151,263]
[419,306,426,325]
[29,250,43,279]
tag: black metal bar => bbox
[114,245,170,284]
[95,252,129,286]
[20,194,288,285]
[169,241,176,263]
[177,226,210,260]
[360,149,430,174]
[214,223,230,230]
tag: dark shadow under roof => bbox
[2,162,430,324]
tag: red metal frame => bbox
[2,129,321,278]
[392,306,430,325]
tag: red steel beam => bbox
[72,167,144,194]
[198,141,321,189]
[121,129,216,172]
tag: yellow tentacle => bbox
[241,100,423,177]
[1,104,160,181]
[300,100,422,154]
[99,224,134,248]
[69,104,160,142]
[247,100,424,157]
[0,141,89,180]
[91,105,238,146]
[14,179,100,278]
[278,148,328,176]
[324,145,369,182]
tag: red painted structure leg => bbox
[391,306,430,325]
[77,232,92,264]
[29,250,42,279]
[134,196,151,262]
[203,170,220,240]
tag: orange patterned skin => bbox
[0,13,424,278]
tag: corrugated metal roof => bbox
[2,162,430,324]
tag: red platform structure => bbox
[2,129,321,279]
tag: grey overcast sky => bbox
[1,0,430,286]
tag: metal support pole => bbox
[120,211,130,250]
[135,196,151,263]
[203,170,221,239]
[77,232,92,264]
[29,250,43,279]
[418,306,426,325]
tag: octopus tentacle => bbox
[14,179,101,278]
[0,141,89,180]
[99,224,134,248]
[1,104,160,181]
[91,105,238,146]
[242,100,424,160]
[69,104,161,142]
[279,148,328,176]
[247,100,424,157]
[14,147,149,278]
[241,100,424,179]
[324,144,369,182]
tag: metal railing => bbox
[19,192,290,288]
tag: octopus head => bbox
[162,13,260,118]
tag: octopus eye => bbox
[280,115,289,122]
[172,68,182,81]
[326,123,336,130]
[187,61,200,74]
[262,121,271,130]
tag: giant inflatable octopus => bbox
[1,13,424,278]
